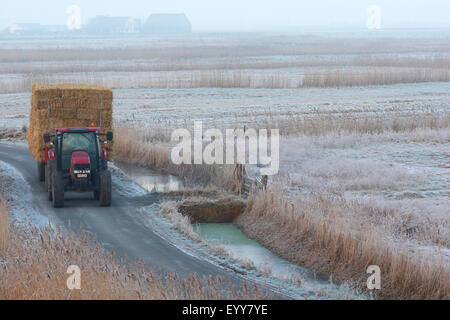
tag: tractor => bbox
[40,127,113,208]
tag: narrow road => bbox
[0,142,285,298]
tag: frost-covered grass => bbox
[159,201,203,243]
[0,127,26,141]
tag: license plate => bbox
[77,174,88,178]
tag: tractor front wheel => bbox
[99,170,112,207]
[52,172,64,208]
[37,161,45,182]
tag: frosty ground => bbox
[0,31,448,299]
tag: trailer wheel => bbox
[46,164,52,201]
[37,161,45,182]
[99,170,112,207]
[52,172,64,208]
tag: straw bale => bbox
[27,83,113,162]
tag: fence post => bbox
[262,175,268,190]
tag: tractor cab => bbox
[60,129,100,185]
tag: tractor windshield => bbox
[61,132,98,172]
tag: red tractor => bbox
[41,127,113,208]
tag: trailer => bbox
[27,84,114,208]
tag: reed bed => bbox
[1,55,448,75]
[235,188,449,299]
[259,110,449,136]
[2,65,448,94]
[303,67,450,87]
[1,35,449,93]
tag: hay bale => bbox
[27,83,113,162]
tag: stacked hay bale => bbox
[27,83,113,162]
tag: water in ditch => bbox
[197,223,363,299]
[114,161,183,193]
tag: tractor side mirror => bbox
[106,131,113,141]
[43,133,50,143]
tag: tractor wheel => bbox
[37,161,45,182]
[52,172,64,208]
[99,170,112,207]
[46,164,52,201]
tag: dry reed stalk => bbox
[0,196,9,252]
[302,67,450,88]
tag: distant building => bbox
[1,24,23,34]
[2,13,192,36]
[1,23,67,34]
[2,23,45,34]
[142,13,192,34]
[85,16,141,33]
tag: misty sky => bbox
[1,0,449,31]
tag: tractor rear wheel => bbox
[52,172,64,208]
[37,161,45,182]
[99,170,112,207]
